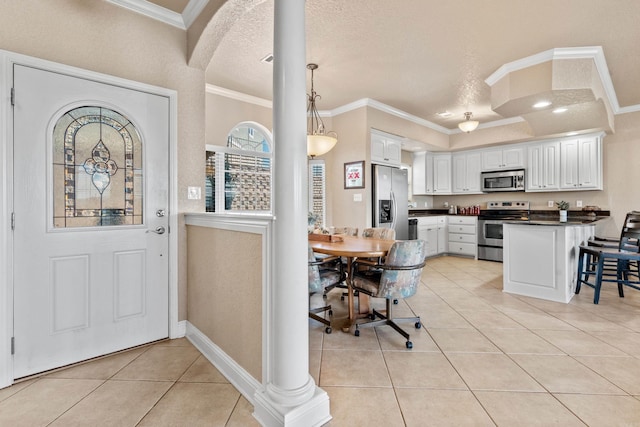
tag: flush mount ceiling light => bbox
[458,112,479,133]
[437,111,453,118]
[553,107,568,114]
[533,100,552,109]
[306,63,338,158]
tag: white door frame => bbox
[0,50,180,388]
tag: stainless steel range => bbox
[477,201,530,262]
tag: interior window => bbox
[206,122,272,213]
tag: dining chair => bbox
[576,211,640,304]
[308,246,343,333]
[361,226,399,302]
[333,226,358,236]
[362,227,395,240]
[350,240,427,348]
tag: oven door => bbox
[478,219,504,247]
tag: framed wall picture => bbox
[344,160,365,189]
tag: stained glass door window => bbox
[52,106,143,228]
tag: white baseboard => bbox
[170,320,187,339]
[185,321,261,405]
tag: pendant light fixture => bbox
[458,111,479,133]
[306,63,337,158]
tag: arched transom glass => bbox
[52,106,143,228]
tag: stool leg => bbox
[594,257,605,304]
[617,260,627,298]
[576,250,585,294]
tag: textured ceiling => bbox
[164,0,640,131]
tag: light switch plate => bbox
[548,201,554,207]
[576,200,583,207]
[353,193,362,202]
[188,186,201,200]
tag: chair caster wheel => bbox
[415,322,422,329]
[368,313,376,320]
[393,299,398,304]
[354,329,360,337]
[406,341,413,349]
[325,327,332,334]
[328,309,333,316]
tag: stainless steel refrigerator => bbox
[372,164,409,240]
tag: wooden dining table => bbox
[309,235,395,331]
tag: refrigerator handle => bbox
[390,191,397,231]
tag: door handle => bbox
[147,226,166,235]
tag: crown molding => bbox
[182,0,209,28]
[331,98,453,135]
[206,84,273,108]
[484,46,634,115]
[105,0,209,30]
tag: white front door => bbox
[13,64,169,378]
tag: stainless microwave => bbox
[481,169,525,192]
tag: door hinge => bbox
[11,212,15,231]
[10,88,14,106]
[11,337,14,355]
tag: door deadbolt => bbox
[156,209,166,217]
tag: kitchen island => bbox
[503,220,597,303]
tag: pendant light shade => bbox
[458,111,479,133]
[307,63,337,157]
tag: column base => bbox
[253,382,331,427]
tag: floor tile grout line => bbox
[44,379,107,427]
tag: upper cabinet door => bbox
[452,152,481,194]
[432,153,452,194]
[481,146,525,171]
[559,136,602,190]
[526,141,560,192]
[371,130,402,167]
[412,151,427,195]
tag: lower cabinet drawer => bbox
[448,233,476,244]
[448,242,476,256]
[449,225,476,234]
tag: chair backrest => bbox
[378,240,427,299]
[362,227,396,240]
[333,226,358,236]
[620,211,640,252]
[308,246,323,293]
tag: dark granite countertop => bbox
[505,217,610,226]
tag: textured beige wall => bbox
[205,92,273,146]
[187,226,262,381]
[0,0,206,320]
[367,108,449,150]
[322,108,369,230]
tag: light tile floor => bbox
[1,256,640,426]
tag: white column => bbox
[253,0,331,426]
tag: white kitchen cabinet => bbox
[432,153,452,194]
[412,151,427,195]
[481,146,525,171]
[448,216,477,258]
[417,216,447,257]
[526,141,560,191]
[559,135,602,190]
[437,217,448,254]
[452,151,482,194]
[371,130,402,167]
[413,152,448,195]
